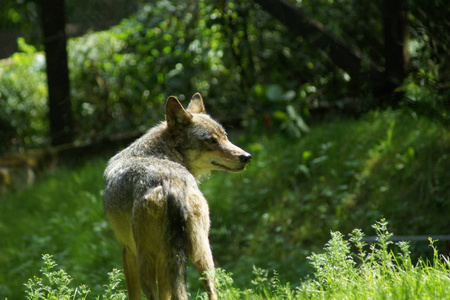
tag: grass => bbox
[0,109,449,299]
[22,221,450,299]
[213,220,450,300]
[301,222,450,300]
[202,109,450,284]
[0,160,118,299]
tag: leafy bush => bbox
[0,38,48,150]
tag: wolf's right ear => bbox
[187,92,206,114]
[166,96,193,128]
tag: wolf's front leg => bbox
[186,187,218,299]
[186,216,217,299]
[189,238,217,300]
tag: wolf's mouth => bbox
[211,161,245,172]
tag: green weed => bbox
[300,219,450,299]
[24,254,126,300]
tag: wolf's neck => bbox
[129,124,188,167]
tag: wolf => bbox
[103,92,251,300]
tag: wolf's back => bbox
[103,155,191,212]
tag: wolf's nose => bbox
[239,153,252,164]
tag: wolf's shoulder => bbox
[105,155,192,182]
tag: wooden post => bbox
[41,0,74,146]
[382,0,409,107]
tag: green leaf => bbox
[266,84,284,101]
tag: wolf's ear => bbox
[166,96,193,128]
[187,92,206,114]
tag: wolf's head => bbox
[165,93,251,177]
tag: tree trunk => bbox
[41,0,74,146]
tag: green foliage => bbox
[0,160,119,299]
[300,220,450,299]
[67,0,232,139]
[24,254,126,300]
[1,0,449,149]
[65,0,318,139]
[0,40,48,150]
[300,0,384,66]
[208,220,450,299]
[405,0,450,127]
[409,0,450,89]
[202,109,449,284]
[0,0,39,32]
[25,254,90,300]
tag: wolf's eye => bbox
[205,137,218,145]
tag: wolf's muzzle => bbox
[239,153,252,164]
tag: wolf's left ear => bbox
[187,92,206,114]
[166,96,193,128]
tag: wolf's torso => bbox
[102,123,210,240]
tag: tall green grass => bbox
[0,109,449,299]
[22,220,450,299]
[209,220,450,299]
